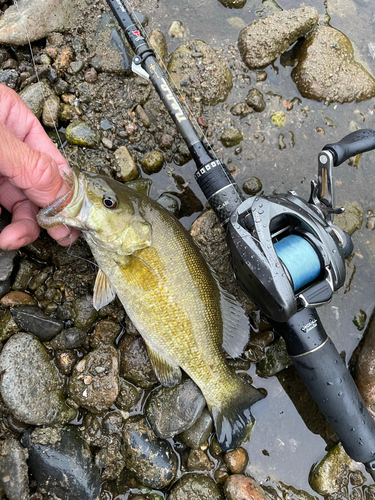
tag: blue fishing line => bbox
[274,234,321,291]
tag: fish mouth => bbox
[37,168,90,230]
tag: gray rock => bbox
[0,279,11,299]
[219,0,246,7]
[224,474,271,500]
[0,69,18,89]
[140,150,164,175]
[169,473,223,500]
[0,332,76,425]
[245,88,266,112]
[157,193,180,216]
[146,378,206,439]
[118,334,158,389]
[121,415,178,489]
[114,146,139,182]
[255,337,292,377]
[168,20,185,39]
[68,345,119,414]
[65,121,101,148]
[19,82,53,119]
[11,305,63,341]
[168,40,232,106]
[21,425,101,500]
[238,7,319,69]
[220,128,243,148]
[49,327,87,350]
[0,249,16,283]
[179,408,214,449]
[71,295,98,330]
[115,378,141,412]
[42,93,60,128]
[0,436,29,500]
[0,0,85,45]
[0,310,19,342]
[12,259,38,291]
[243,176,262,195]
[292,26,375,103]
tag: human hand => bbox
[0,84,80,251]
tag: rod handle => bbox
[323,129,375,167]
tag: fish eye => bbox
[102,194,118,209]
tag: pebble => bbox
[121,415,178,489]
[0,436,29,500]
[49,327,87,350]
[90,318,122,348]
[224,447,249,474]
[230,102,252,117]
[68,60,84,74]
[242,176,262,195]
[149,29,168,65]
[55,349,79,375]
[0,69,19,89]
[157,193,180,216]
[0,279,11,300]
[68,345,119,413]
[1,291,36,307]
[221,128,243,148]
[115,378,141,412]
[21,425,101,500]
[114,145,139,182]
[118,334,158,388]
[224,474,272,500]
[0,332,76,425]
[140,150,164,175]
[84,67,98,83]
[146,378,206,439]
[42,93,60,128]
[71,295,98,330]
[245,88,266,112]
[12,259,38,291]
[168,20,185,38]
[187,449,212,471]
[102,137,113,149]
[10,305,64,341]
[135,104,151,127]
[168,473,222,500]
[179,407,213,449]
[0,310,20,342]
[19,81,53,119]
[65,120,100,148]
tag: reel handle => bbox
[272,307,375,476]
[323,129,375,167]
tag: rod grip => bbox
[323,129,375,167]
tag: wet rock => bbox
[309,444,354,495]
[19,81,53,119]
[146,378,206,438]
[230,102,252,117]
[224,474,271,500]
[168,20,185,39]
[115,378,141,412]
[224,447,249,474]
[0,310,20,341]
[0,436,29,500]
[95,436,125,480]
[256,337,291,377]
[149,29,168,65]
[68,345,119,413]
[121,415,178,489]
[179,407,213,449]
[353,310,367,331]
[335,202,363,236]
[0,332,76,425]
[71,295,98,330]
[219,0,246,8]
[168,40,232,106]
[55,350,79,375]
[118,334,158,388]
[242,176,262,195]
[187,449,212,471]
[0,69,18,89]
[21,425,101,500]
[10,305,63,341]
[114,146,139,181]
[221,128,243,148]
[190,210,256,315]
[0,280,11,300]
[136,105,151,128]
[42,93,60,128]
[169,473,223,500]
[1,291,35,307]
[65,120,100,148]
[90,318,122,348]
[292,26,375,103]
[245,88,266,112]
[49,327,87,350]
[12,259,38,291]
[238,7,318,69]
[157,193,180,216]
[0,0,84,45]
[140,150,164,175]
[102,137,113,150]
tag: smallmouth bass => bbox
[38,169,264,451]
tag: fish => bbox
[37,168,264,451]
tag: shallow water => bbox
[128,0,375,493]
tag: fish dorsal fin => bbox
[146,343,182,388]
[217,279,250,358]
[93,269,116,311]
[121,218,152,255]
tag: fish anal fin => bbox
[146,344,182,388]
[93,269,116,311]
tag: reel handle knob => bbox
[323,129,375,167]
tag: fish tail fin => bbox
[210,381,265,452]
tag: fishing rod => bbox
[106,0,375,478]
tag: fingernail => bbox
[7,237,29,250]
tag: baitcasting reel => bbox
[227,129,375,323]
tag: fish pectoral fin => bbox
[93,269,116,311]
[146,344,182,388]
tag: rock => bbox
[0,436,29,500]
[255,337,291,377]
[135,105,151,128]
[157,193,180,216]
[309,444,354,495]
[71,295,98,330]
[168,40,232,106]
[0,0,84,45]
[277,483,316,500]
[54,77,70,95]
[0,69,18,89]
[65,120,100,148]
[0,310,20,341]
[49,327,87,350]
[220,128,244,148]
[224,474,271,500]
[243,177,262,195]
[245,88,266,112]
[118,334,158,388]
[90,318,122,348]
[121,415,178,489]
[102,137,113,150]
[219,0,246,8]
[224,447,249,474]
[230,102,252,117]
[353,310,367,331]
[55,350,79,375]
[179,408,213,449]
[168,20,185,39]
[114,146,139,182]
[146,378,206,439]
[292,26,375,103]
[149,29,168,65]
[10,305,63,341]
[238,7,319,69]
[1,291,35,307]
[68,345,119,413]
[21,425,101,500]
[19,81,53,119]
[335,202,363,236]
[0,332,75,425]
[169,473,223,500]
[95,436,125,480]
[42,93,60,128]
[140,150,164,175]
[0,280,11,300]
[68,60,84,74]
[187,449,212,471]
[115,378,141,412]
[84,67,98,83]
